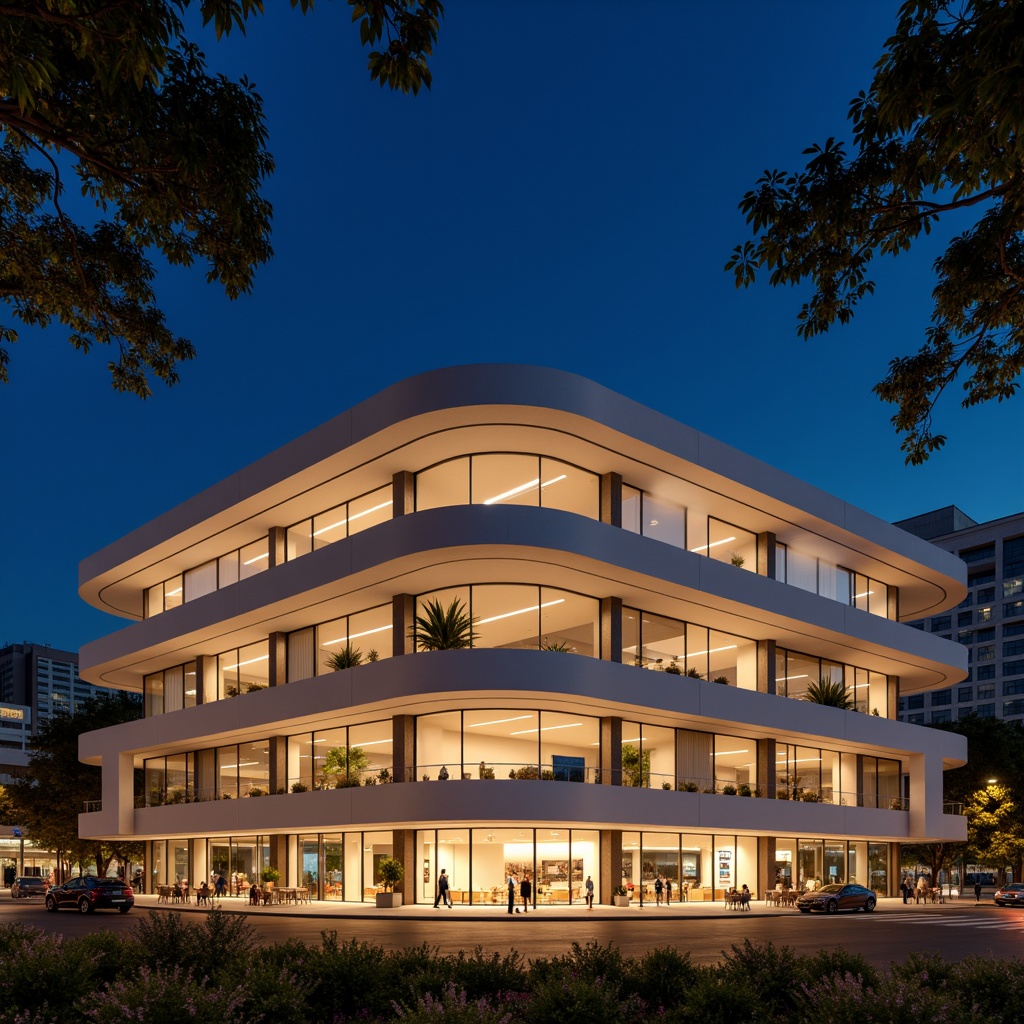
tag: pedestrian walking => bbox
[585,875,594,909]
[520,873,532,913]
[665,877,673,904]
[654,875,664,906]
[975,879,983,903]
[434,868,452,908]
[507,874,516,914]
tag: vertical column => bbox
[757,531,777,579]
[600,472,622,527]
[599,830,623,905]
[757,738,776,799]
[393,471,415,516]
[887,585,900,622]
[758,836,776,896]
[906,750,947,838]
[111,751,135,837]
[270,835,289,885]
[392,828,416,900]
[600,597,622,662]
[393,714,415,784]
[393,594,416,656]
[194,655,213,706]
[887,675,899,720]
[268,632,287,687]
[268,526,287,568]
[269,736,288,795]
[757,640,777,695]
[855,755,866,807]
[600,717,622,786]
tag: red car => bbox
[45,876,134,914]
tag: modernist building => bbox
[77,366,968,905]
[895,506,1024,725]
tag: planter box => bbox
[612,894,630,907]
[375,892,403,908]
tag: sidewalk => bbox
[129,893,983,922]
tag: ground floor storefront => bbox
[145,828,898,904]
[0,833,58,886]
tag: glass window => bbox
[622,485,642,535]
[541,710,599,783]
[217,745,238,800]
[349,721,393,783]
[1004,601,1024,619]
[958,686,973,703]
[931,615,951,631]
[348,485,393,537]
[978,684,996,699]
[960,543,995,564]
[1005,537,1024,577]
[787,548,818,594]
[184,560,217,603]
[931,710,951,723]
[316,616,349,674]
[977,644,996,661]
[471,454,539,507]
[416,457,469,511]
[474,584,542,650]
[931,689,951,706]
[777,649,818,700]
[714,734,756,795]
[539,458,598,518]
[313,726,348,788]
[144,672,164,718]
[464,709,538,781]
[287,733,314,792]
[958,612,973,627]
[1004,699,1024,717]
[239,538,269,580]
[775,541,788,582]
[164,575,183,610]
[977,703,995,718]
[287,521,313,561]
[347,605,393,661]
[906,694,924,710]
[183,662,198,709]
[288,627,315,683]
[312,504,349,548]
[417,711,461,780]
[643,493,686,549]
[1005,640,1024,658]
[239,740,270,797]
[705,518,756,570]
[540,588,598,657]
[977,664,995,680]
[146,583,164,618]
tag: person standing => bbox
[507,874,516,914]
[900,877,910,904]
[585,875,594,909]
[665,877,673,905]
[520,873,532,913]
[975,879,983,904]
[654,875,664,906]
[434,868,452,908]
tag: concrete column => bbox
[601,717,622,786]
[393,714,415,784]
[600,597,622,662]
[195,655,216,705]
[887,585,900,622]
[110,751,135,837]
[268,526,287,568]
[907,750,946,838]
[268,632,287,687]
[758,835,775,895]
[757,640,777,695]
[392,828,416,899]
[757,738,776,799]
[888,675,899,719]
[269,736,287,795]
[270,835,289,882]
[855,755,866,807]
[393,594,416,656]
[600,829,623,905]
[393,471,415,516]
[757,531,776,579]
[600,472,622,527]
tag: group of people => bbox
[900,874,967,904]
[432,870,597,910]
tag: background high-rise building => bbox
[895,507,1024,724]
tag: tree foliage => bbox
[803,676,854,709]
[411,597,478,651]
[0,1,443,394]
[7,690,144,878]
[728,0,1024,463]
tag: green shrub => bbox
[521,976,640,1024]
[299,932,393,1021]
[393,983,517,1024]
[622,946,698,1010]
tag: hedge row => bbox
[0,911,1015,1024]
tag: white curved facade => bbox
[77,366,968,904]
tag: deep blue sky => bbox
[1,2,1016,652]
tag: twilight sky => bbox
[1,2,1016,653]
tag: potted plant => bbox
[664,662,682,675]
[326,644,362,671]
[738,783,753,797]
[261,866,280,888]
[612,884,630,908]
[722,783,737,795]
[479,761,495,780]
[376,857,404,908]
[678,780,699,792]
[409,597,478,651]
[290,781,309,793]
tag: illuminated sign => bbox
[0,707,25,721]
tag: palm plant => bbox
[803,676,854,709]
[326,644,362,671]
[410,597,478,651]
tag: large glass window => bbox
[218,640,269,699]
[287,484,393,561]
[414,585,599,657]
[146,539,267,618]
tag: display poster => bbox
[717,848,733,889]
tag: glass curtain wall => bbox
[773,838,891,894]
[286,485,393,560]
[416,454,599,519]
[621,607,757,688]
[287,721,393,791]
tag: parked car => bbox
[993,883,1024,907]
[796,883,876,914]
[10,876,48,899]
[44,876,134,914]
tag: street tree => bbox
[728,0,1024,463]
[0,1,443,395]
[965,781,1024,881]
[8,691,144,880]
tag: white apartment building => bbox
[76,365,968,904]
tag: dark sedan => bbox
[796,883,876,914]
[993,883,1024,907]
[44,876,134,914]
[10,876,48,899]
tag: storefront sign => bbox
[0,707,24,720]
